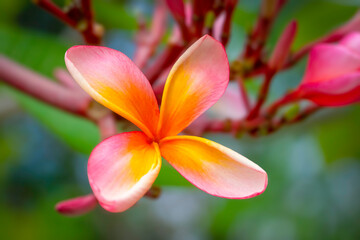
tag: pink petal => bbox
[55,194,97,216]
[298,72,360,106]
[213,13,226,41]
[339,32,360,56]
[207,82,248,120]
[184,1,193,27]
[302,44,360,84]
[65,46,159,138]
[157,35,229,138]
[159,136,267,199]
[335,11,360,36]
[88,131,161,212]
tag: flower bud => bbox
[294,32,360,106]
[269,21,297,70]
[55,194,98,216]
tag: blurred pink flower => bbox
[293,32,360,106]
[208,82,248,120]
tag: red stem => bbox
[284,10,360,69]
[269,104,321,132]
[242,0,287,61]
[246,71,275,120]
[81,0,93,24]
[284,33,346,69]
[144,44,184,85]
[35,0,102,45]
[133,0,167,68]
[36,0,77,26]
[237,76,251,112]
[265,90,299,117]
[0,55,91,116]
[201,117,266,136]
[221,0,238,46]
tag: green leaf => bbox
[315,106,360,164]
[232,7,257,32]
[93,0,136,30]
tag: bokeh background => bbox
[1,0,360,239]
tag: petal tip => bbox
[211,169,268,200]
[160,136,268,200]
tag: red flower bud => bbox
[55,194,97,216]
[294,32,360,106]
[269,21,297,70]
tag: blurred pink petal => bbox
[298,72,360,106]
[184,1,193,27]
[133,0,167,68]
[339,32,360,55]
[302,44,360,83]
[208,82,247,120]
[213,13,226,41]
[335,11,360,36]
[297,32,360,106]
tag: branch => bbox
[200,117,266,136]
[165,0,192,42]
[237,76,251,112]
[34,0,103,45]
[242,0,287,62]
[79,0,103,45]
[265,90,299,117]
[133,0,167,68]
[0,55,91,116]
[268,104,321,133]
[246,70,275,120]
[221,0,238,46]
[35,0,77,27]
[144,43,184,85]
[284,10,360,68]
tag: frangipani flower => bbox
[292,32,360,106]
[65,35,267,212]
